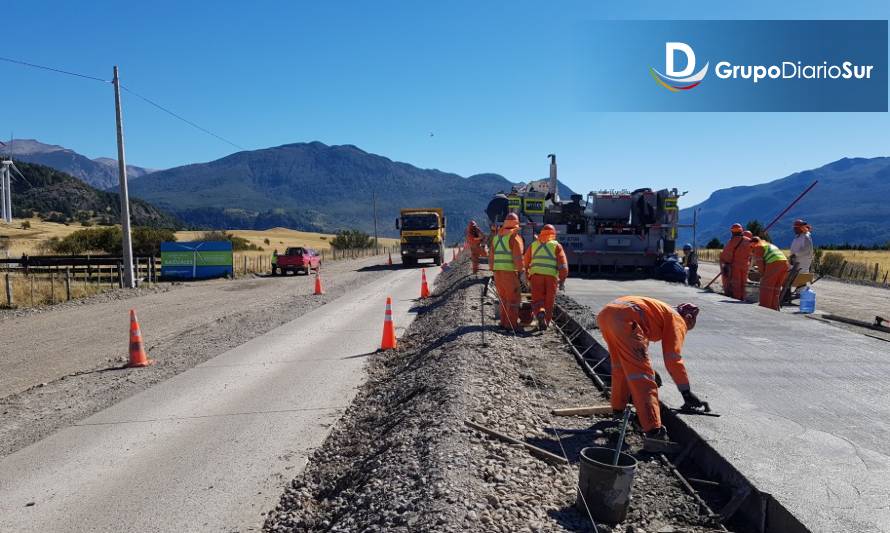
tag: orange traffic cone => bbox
[314,270,325,295]
[387,252,393,266]
[420,268,431,298]
[128,309,152,367]
[380,296,397,351]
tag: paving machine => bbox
[485,154,684,275]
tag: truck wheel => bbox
[434,254,442,266]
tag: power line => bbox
[0,55,246,152]
[0,55,109,83]
[121,85,245,151]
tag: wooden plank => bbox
[551,405,613,417]
[464,420,568,465]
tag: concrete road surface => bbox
[564,278,890,533]
[0,266,438,532]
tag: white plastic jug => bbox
[799,283,816,314]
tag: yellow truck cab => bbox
[396,208,446,266]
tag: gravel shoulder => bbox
[0,256,394,458]
[264,255,726,532]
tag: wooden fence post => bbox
[65,268,71,301]
[5,273,12,306]
[30,275,34,306]
[50,272,55,304]
[117,264,123,288]
[873,263,880,282]
[150,256,156,284]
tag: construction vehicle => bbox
[485,154,684,275]
[396,208,447,266]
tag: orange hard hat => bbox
[742,230,753,239]
[730,223,743,234]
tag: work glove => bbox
[680,389,704,409]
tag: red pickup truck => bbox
[272,247,321,276]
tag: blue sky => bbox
[1,1,888,206]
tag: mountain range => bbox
[1,139,155,190]
[681,157,890,247]
[7,160,178,228]
[5,138,889,246]
[128,141,574,236]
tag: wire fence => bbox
[1,246,402,309]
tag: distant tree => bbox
[705,237,723,249]
[331,229,373,249]
[745,220,771,242]
[198,230,261,251]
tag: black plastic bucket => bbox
[576,446,638,524]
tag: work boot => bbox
[642,426,680,453]
[536,311,547,331]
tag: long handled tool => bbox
[612,405,631,465]
[702,181,818,292]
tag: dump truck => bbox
[396,208,447,266]
[485,154,684,275]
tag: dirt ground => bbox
[0,255,394,457]
[264,254,726,533]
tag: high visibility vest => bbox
[272,253,278,265]
[529,240,560,277]
[761,243,786,264]
[492,234,518,271]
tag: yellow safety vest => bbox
[529,240,560,277]
[492,234,518,271]
[761,243,786,264]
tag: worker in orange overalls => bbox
[719,223,751,300]
[489,213,524,330]
[465,220,486,273]
[750,237,790,310]
[598,297,706,449]
[523,224,568,331]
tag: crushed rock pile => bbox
[265,256,728,532]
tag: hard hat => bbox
[793,219,807,227]
[542,224,556,232]
[676,303,700,328]
[730,223,743,234]
[683,243,692,251]
[469,220,478,227]
[742,230,753,239]
[505,213,519,222]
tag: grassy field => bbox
[1,219,399,258]
[0,218,88,256]
[175,227,399,259]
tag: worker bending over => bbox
[523,224,568,330]
[719,224,751,300]
[465,220,486,274]
[750,237,789,310]
[489,213,524,330]
[598,297,706,448]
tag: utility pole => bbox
[112,66,135,288]
[372,190,378,248]
[1,161,11,224]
